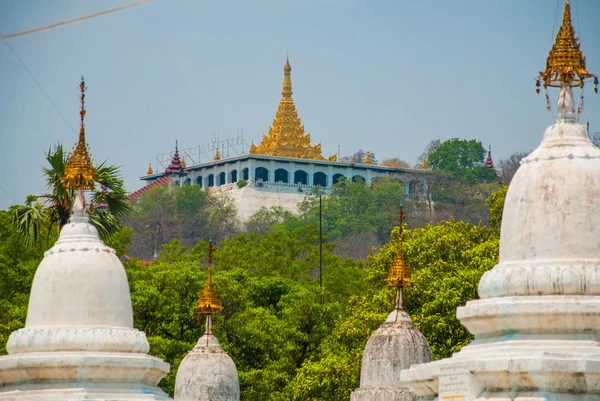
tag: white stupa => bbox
[351,206,432,401]
[402,2,600,400]
[0,78,171,400]
[174,242,240,401]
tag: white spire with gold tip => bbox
[402,2,600,400]
[174,240,240,401]
[0,78,171,400]
[350,204,432,401]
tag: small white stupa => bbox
[402,2,600,400]
[351,205,432,401]
[174,241,240,401]
[0,77,171,400]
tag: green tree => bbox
[486,185,508,229]
[13,144,130,246]
[428,138,497,183]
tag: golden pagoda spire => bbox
[249,57,325,160]
[147,163,153,175]
[537,0,598,93]
[181,156,186,168]
[214,148,221,161]
[386,203,412,290]
[63,76,97,191]
[364,152,372,165]
[421,156,428,170]
[195,240,223,339]
[386,203,413,320]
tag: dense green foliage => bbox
[428,138,497,183]
[126,184,238,258]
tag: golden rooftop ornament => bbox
[147,163,153,175]
[250,57,332,161]
[536,0,598,93]
[214,148,221,161]
[364,152,372,165]
[421,156,428,170]
[195,240,223,316]
[63,76,97,190]
[386,203,413,289]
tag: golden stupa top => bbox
[421,156,428,170]
[63,77,97,190]
[181,156,186,168]
[386,204,413,289]
[537,0,598,92]
[249,57,326,160]
[364,152,372,165]
[214,148,221,161]
[147,163,153,175]
[195,241,223,316]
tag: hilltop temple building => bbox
[401,1,600,399]
[132,57,431,219]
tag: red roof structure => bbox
[485,146,496,170]
[128,176,172,203]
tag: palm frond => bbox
[13,199,49,247]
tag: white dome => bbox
[7,195,144,354]
[175,334,240,401]
[359,310,432,388]
[479,115,600,298]
[1,192,170,399]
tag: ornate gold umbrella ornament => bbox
[536,0,597,116]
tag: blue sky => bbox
[1,0,599,209]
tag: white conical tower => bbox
[0,79,170,400]
[402,2,600,400]
[351,205,432,401]
[174,241,240,401]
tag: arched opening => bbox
[242,168,249,180]
[294,170,308,185]
[275,168,289,183]
[230,170,238,183]
[185,178,191,186]
[313,172,327,187]
[332,173,345,186]
[196,176,203,188]
[218,172,226,186]
[255,167,269,182]
[352,175,365,184]
[409,180,422,196]
[208,174,215,187]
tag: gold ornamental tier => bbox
[250,57,326,160]
[63,77,97,190]
[386,205,413,289]
[537,0,598,92]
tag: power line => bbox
[0,0,156,40]
[3,40,76,134]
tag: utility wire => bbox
[3,40,76,134]
[0,0,155,40]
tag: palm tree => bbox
[14,144,130,247]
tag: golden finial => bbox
[537,0,598,93]
[364,152,372,165]
[214,148,221,161]
[147,163,153,175]
[328,154,337,162]
[421,156,428,170]
[195,240,224,317]
[250,57,325,160]
[63,76,97,190]
[181,156,186,167]
[386,203,413,289]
